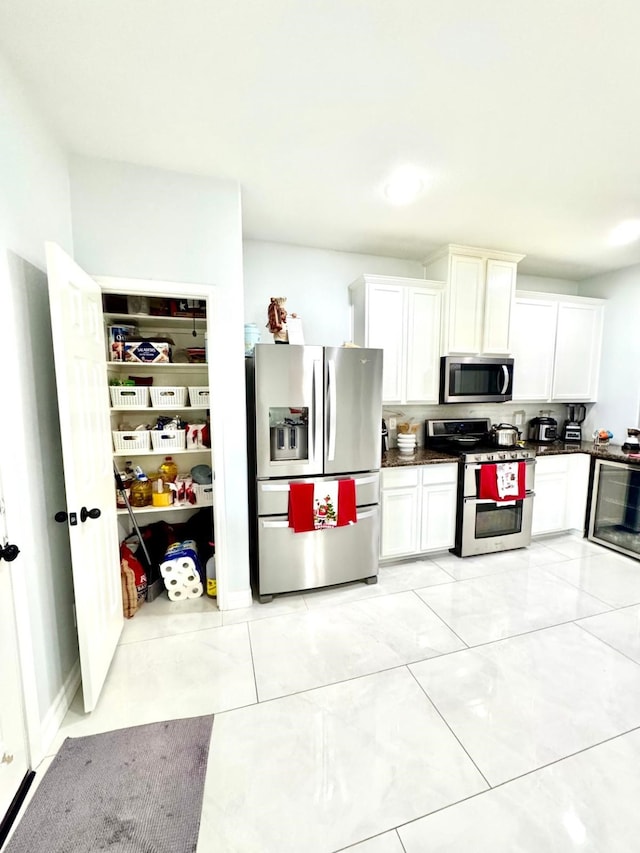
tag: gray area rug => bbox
[5,715,214,853]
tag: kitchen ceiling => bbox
[2,0,640,280]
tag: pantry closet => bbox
[46,243,234,712]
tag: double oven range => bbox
[425,418,536,557]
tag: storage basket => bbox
[188,386,210,407]
[193,483,214,506]
[149,386,188,408]
[112,430,151,452]
[150,429,186,451]
[109,386,150,407]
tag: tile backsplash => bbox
[382,403,590,447]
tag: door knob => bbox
[80,506,101,523]
[54,511,68,523]
[0,543,20,562]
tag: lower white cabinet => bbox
[532,453,590,535]
[380,464,458,559]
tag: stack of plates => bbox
[397,434,417,455]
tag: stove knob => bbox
[498,453,506,459]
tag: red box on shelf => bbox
[169,299,206,318]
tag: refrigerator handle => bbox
[327,358,337,461]
[313,359,322,465]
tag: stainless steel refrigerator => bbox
[246,344,383,602]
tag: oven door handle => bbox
[466,459,536,472]
[466,491,535,505]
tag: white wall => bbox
[69,155,250,597]
[243,241,424,345]
[517,274,579,295]
[0,48,78,759]
[579,265,640,443]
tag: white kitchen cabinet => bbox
[350,275,444,404]
[532,453,590,536]
[423,245,524,355]
[512,292,604,403]
[380,468,420,558]
[419,465,458,552]
[532,455,570,535]
[552,301,604,401]
[511,297,558,401]
[380,463,457,559]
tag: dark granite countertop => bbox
[382,441,640,468]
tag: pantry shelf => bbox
[116,502,213,516]
[107,362,207,369]
[110,406,208,412]
[105,313,207,329]
[113,448,210,457]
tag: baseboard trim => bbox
[222,588,253,610]
[39,660,81,760]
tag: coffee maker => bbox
[561,404,586,443]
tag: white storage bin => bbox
[150,429,186,451]
[149,386,188,408]
[109,386,150,407]
[193,483,214,506]
[112,430,151,452]
[188,386,210,407]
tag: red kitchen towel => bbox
[478,462,526,502]
[288,482,315,532]
[337,478,357,527]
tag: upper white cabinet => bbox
[511,292,605,402]
[423,245,525,355]
[350,275,444,404]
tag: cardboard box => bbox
[124,341,172,363]
[170,299,206,318]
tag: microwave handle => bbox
[500,364,510,395]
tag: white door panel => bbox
[46,243,123,712]
[0,466,29,821]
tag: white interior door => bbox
[0,470,29,822]
[46,243,123,712]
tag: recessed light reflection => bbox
[609,219,640,246]
[562,809,586,844]
[383,166,426,206]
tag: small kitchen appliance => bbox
[424,418,536,557]
[561,404,586,443]
[528,414,558,443]
[622,428,640,452]
[489,423,521,448]
[381,419,388,456]
[439,356,514,404]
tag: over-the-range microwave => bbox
[440,356,514,404]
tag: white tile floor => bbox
[19,534,640,851]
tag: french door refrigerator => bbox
[246,344,383,601]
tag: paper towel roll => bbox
[167,581,203,601]
[160,556,199,581]
[186,582,204,599]
[167,586,187,601]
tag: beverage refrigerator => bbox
[246,344,383,602]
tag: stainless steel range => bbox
[425,418,536,557]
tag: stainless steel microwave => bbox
[440,356,514,404]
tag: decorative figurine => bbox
[266,297,297,344]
